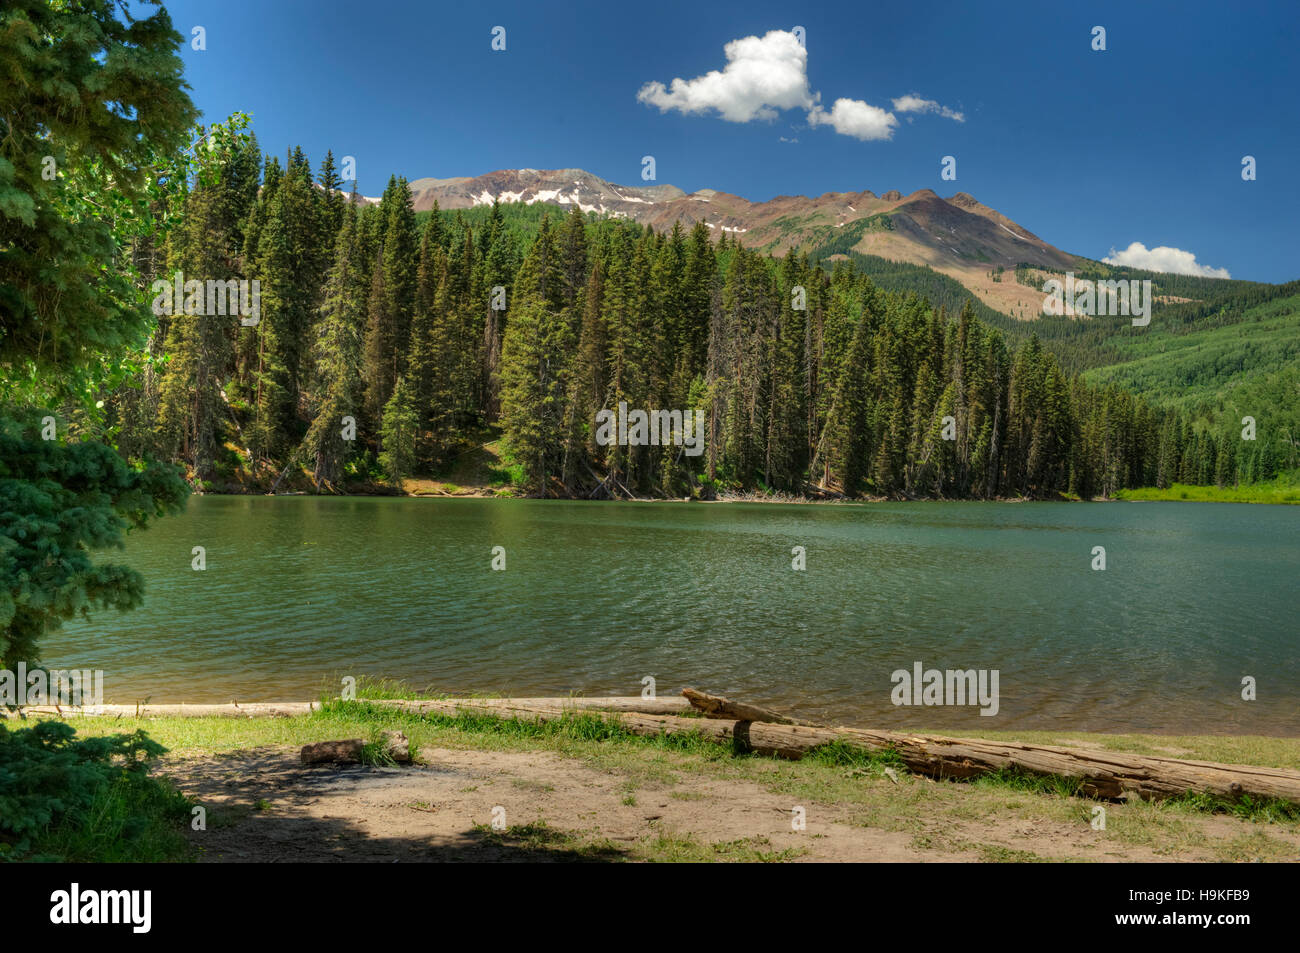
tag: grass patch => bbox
[1115,476,1300,504]
[1165,791,1300,823]
[0,721,193,862]
[977,844,1050,863]
[970,767,1088,799]
[806,739,907,774]
[637,833,806,863]
[971,730,1300,772]
[469,820,626,862]
[29,772,193,863]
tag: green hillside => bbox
[1080,289,1300,481]
[1081,291,1300,411]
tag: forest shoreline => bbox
[191,486,1297,505]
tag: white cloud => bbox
[636,30,814,122]
[1102,242,1231,278]
[637,30,955,143]
[807,98,898,141]
[891,94,965,122]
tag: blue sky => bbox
[162,0,1298,282]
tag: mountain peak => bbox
[404,167,684,217]
[397,167,1075,319]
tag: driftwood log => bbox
[5,696,686,720]
[6,701,321,719]
[682,687,822,726]
[391,696,1300,806]
[369,696,691,716]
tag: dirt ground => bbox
[161,745,1300,863]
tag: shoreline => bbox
[9,699,1297,740]
[190,487,1298,505]
[13,697,1300,863]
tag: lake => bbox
[43,497,1300,735]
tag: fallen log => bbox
[301,738,365,764]
[5,701,320,719]
[681,687,822,726]
[396,698,1300,807]
[4,696,686,720]
[368,696,691,716]
[301,730,409,765]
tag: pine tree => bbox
[316,149,346,253]
[499,218,577,493]
[817,294,875,496]
[407,223,451,463]
[363,249,392,424]
[379,376,419,490]
[562,260,608,484]
[247,151,326,462]
[155,175,239,480]
[303,195,367,489]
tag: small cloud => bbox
[807,98,898,141]
[891,93,965,122]
[637,30,814,123]
[1102,242,1230,278]
[779,135,799,143]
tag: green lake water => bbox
[44,496,1300,734]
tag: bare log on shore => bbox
[395,697,1300,806]
[5,696,687,720]
[5,701,321,719]
[681,687,823,726]
[369,696,691,716]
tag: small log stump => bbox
[383,730,412,763]
[300,738,365,764]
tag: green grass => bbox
[1115,472,1300,504]
[969,767,1088,799]
[1166,791,1300,823]
[25,773,193,862]
[805,738,907,774]
[0,721,195,863]
[972,728,1300,772]
[334,674,453,701]
[976,844,1050,863]
[469,820,627,862]
[638,834,806,863]
[489,461,526,487]
[466,823,806,862]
